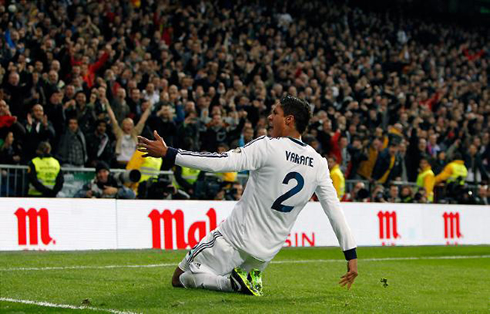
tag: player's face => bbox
[268,104,287,138]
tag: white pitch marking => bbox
[0,297,139,314]
[0,255,489,272]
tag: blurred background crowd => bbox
[0,0,488,204]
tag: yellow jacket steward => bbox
[173,166,201,190]
[417,166,435,202]
[28,156,63,196]
[434,160,467,185]
[330,164,345,200]
[126,150,162,191]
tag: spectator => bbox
[346,136,368,180]
[475,185,489,205]
[27,142,63,197]
[357,137,383,180]
[372,184,387,203]
[342,181,370,203]
[400,186,414,203]
[106,98,153,167]
[110,88,131,125]
[0,132,21,165]
[85,119,115,167]
[406,129,428,182]
[74,161,135,199]
[464,144,488,185]
[372,143,403,184]
[386,184,401,203]
[0,99,25,141]
[56,118,87,167]
[1,71,32,118]
[65,91,96,135]
[225,182,244,201]
[432,151,447,176]
[22,104,55,162]
[147,104,177,147]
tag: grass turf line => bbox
[1,246,489,313]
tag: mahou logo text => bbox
[149,208,217,249]
[377,211,400,245]
[443,212,462,245]
[14,208,53,246]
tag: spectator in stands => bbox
[0,132,21,165]
[65,91,96,135]
[400,186,414,203]
[372,143,402,185]
[346,136,368,180]
[27,142,63,197]
[225,182,244,201]
[0,99,25,141]
[372,184,387,203]
[56,118,87,167]
[22,104,55,162]
[74,161,135,199]
[464,144,488,185]
[110,88,130,125]
[1,71,32,118]
[146,104,177,147]
[432,151,447,176]
[386,184,401,203]
[342,181,369,202]
[106,98,153,167]
[85,119,115,167]
[406,129,428,182]
[475,185,489,205]
[357,137,383,180]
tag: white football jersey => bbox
[171,136,356,262]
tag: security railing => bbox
[0,164,250,198]
[0,164,481,202]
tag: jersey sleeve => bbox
[315,158,357,259]
[165,136,270,173]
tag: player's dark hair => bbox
[280,95,311,134]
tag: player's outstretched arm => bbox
[137,131,168,158]
[339,258,358,290]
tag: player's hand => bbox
[137,130,168,158]
[339,259,358,290]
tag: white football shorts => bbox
[178,229,269,276]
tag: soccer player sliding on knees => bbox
[137,95,358,296]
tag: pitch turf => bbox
[1,246,489,313]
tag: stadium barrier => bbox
[0,164,250,197]
[1,198,489,251]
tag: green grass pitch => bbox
[1,246,489,313]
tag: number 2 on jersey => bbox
[271,172,305,213]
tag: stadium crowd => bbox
[0,0,488,204]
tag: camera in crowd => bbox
[194,176,223,200]
[113,169,141,185]
[137,175,189,200]
[441,181,478,204]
